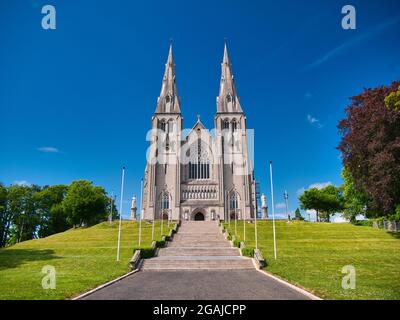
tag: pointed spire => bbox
[223,42,230,65]
[155,44,181,114]
[217,43,243,113]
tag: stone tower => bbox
[142,44,256,221]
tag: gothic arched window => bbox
[229,192,238,210]
[161,191,170,210]
[232,119,237,132]
[188,138,210,180]
[223,119,229,130]
[160,120,166,131]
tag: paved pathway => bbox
[81,221,311,300]
[82,270,310,300]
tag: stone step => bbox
[158,247,240,256]
[172,236,225,241]
[141,257,254,270]
[168,240,231,248]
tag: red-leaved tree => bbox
[338,81,400,216]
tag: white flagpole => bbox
[152,186,155,241]
[138,178,143,247]
[269,161,277,260]
[116,167,125,261]
[243,164,248,242]
[161,211,164,237]
[255,190,258,250]
[234,204,237,236]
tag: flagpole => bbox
[161,209,164,238]
[138,178,143,247]
[243,164,248,242]
[116,167,125,261]
[269,161,277,260]
[255,189,258,250]
[152,186,155,241]
[234,204,237,237]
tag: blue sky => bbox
[1,0,399,219]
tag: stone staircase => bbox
[141,221,254,271]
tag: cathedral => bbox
[141,44,257,221]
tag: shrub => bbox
[241,247,254,257]
[139,247,155,258]
[233,240,240,248]
[155,239,166,248]
[353,220,373,227]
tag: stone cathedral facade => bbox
[142,44,256,221]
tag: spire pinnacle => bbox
[155,44,181,114]
[167,42,173,65]
[216,43,243,113]
[223,42,230,65]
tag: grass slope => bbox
[225,220,400,300]
[0,220,173,300]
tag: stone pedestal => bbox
[130,207,137,220]
[262,207,268,220]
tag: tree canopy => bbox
[0,180,117,247]
[338,81,400,216]
[299,185,344,222]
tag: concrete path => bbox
[81,270,310,300]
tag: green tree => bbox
[385,85,400,111]
[7,184,42,244]
[299,185,344,222]
[0,183,10,247]
[62,180,109,227]
[294,208,304,221]
[36,185,70,237]
[341,167,368,223]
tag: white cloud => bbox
[296,181,332,197]
[296,187,306,196]
[307,114,323,128]
[275,202,286,209]
[13,180,31,186]
[331,214,348,223]
[309,182,332,190]
[37,147,60,153]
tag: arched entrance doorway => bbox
[194,212,205,221]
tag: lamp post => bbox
[284,190,290,221]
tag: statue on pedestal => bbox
[261,193,268,219]
[130,195,137,220]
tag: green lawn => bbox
[0,220,174,300]
[225,220,400,300]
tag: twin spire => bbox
[155,45,181,114]
[155,43,242,114]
